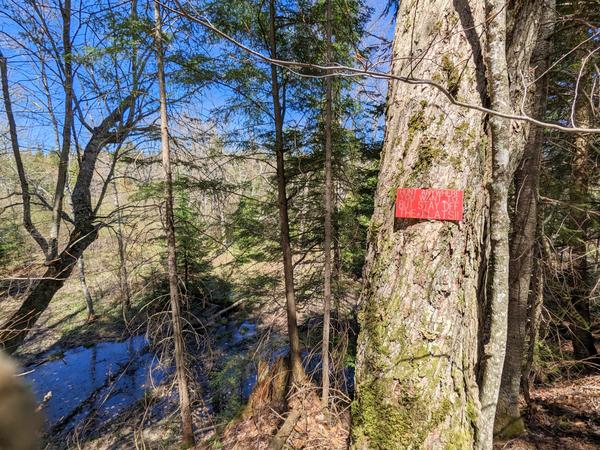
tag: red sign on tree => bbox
[395,188,463,221]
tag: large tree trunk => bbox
[495,5,554,434]
[154,2,195,446]
[351,0,546,445]
[351,0,488,447]
[268,0,304,385]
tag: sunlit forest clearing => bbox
[0,0,599,449]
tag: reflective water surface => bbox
[25,336,161,433]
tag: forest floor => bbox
[3,246,599,449]
[496,375,600,450]
[1,242,360,449]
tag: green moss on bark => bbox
[352,377,452,449]
[405,107,430,152]
[441,55,460,96]
[494,413,525,439]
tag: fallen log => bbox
[267,409,301,450]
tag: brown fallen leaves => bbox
[496,375,600,450]
[217,357,349,449]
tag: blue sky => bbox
[0,0,396,155]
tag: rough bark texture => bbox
[268,0,304,385]
[351,1,489,447]
[154,2,195,445]
[495,4,553,435]
[66,180,96,322]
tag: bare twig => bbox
[163,0,600,134]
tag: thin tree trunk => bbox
[217,192,228,248]
[494,5,553,434]
[113,181,131,320]
[493,115,538,438]
[183,249,190,291]
[77,255,95,321]
[153,2,195,446]
[569,102,598,362]
[0,51,48,256]
[477,0,547,444]
[522,238,544,405]
[321,0,333,408]
[48,0,74,261]
[118,0,135,323]
[268,0,304,385]
[477,0,512,442]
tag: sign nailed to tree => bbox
[395,188,463,221]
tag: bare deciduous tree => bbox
[0,0,152,353]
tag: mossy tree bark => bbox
[351,1,489,447]
[351,0,546,447]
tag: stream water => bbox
[25,335,162,433]
[24,319,258,436]
[24,318,352,440]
